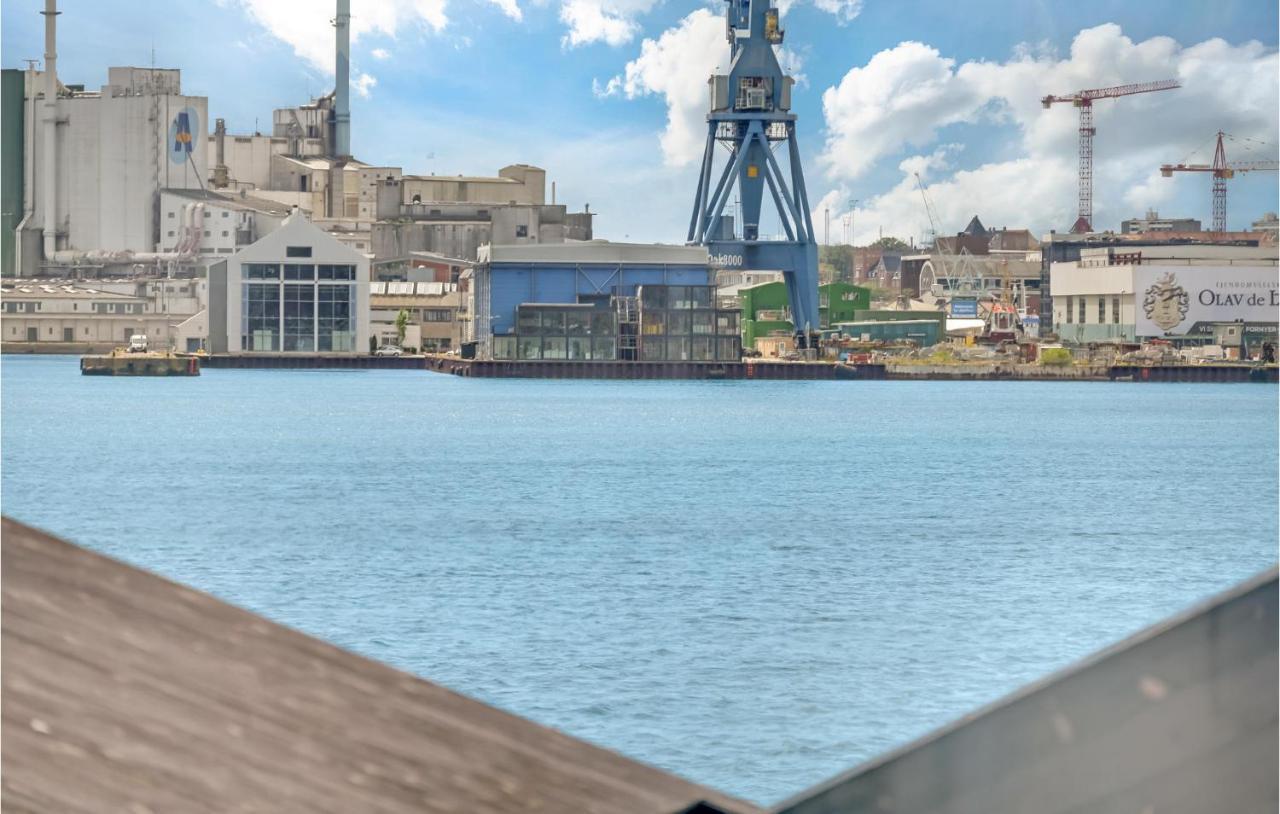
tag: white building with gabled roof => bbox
[208,210,369,354]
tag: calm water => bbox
[2,354,1277,804]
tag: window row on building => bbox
[243,263,358,281]
[1064,296,1122,325]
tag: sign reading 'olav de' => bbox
[1134,266,1280,337]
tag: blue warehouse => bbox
[468,242,741,363]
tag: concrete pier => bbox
[80,352,200,376]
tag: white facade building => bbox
[1050,245,1278,346]
[157,189,292,259]
[209,211,369,354]
[14,66,208,274]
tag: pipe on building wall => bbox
[14,65,39,275]
[333,0,351,158]
[40,0,59,260]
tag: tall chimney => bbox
[213,118,229,188]
[333,0,351,158]
[40,0,59,260]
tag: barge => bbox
[81,351,201,377]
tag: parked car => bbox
[375,345,404,357]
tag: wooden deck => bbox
[0,518,757,814]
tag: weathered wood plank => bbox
[1,517,757,814]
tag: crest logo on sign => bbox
[1142,271,1189,331]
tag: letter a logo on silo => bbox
[173,112,193,154]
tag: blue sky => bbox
[4,0,1277,243]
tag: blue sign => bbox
[950,298,978,318]
[168,107,199,165]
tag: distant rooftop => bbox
[162,188,294,217]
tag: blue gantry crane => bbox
[687,0,820,347]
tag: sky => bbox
[3,0,1278,244]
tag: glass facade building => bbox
[240,263,358,352]
[493,285,740,362]
[636,285,740,362]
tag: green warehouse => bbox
[738,282,871,349]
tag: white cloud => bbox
[597,9,728,165]
[487,0,524,22]
[810,0,863,23]
[816,24,1279,236]
[371,48,392,60]
[353,73,378,98]
[227,0,448,74]
[560,0,658,48]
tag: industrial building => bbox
[1,278,206,349]
[1049,244,1278,352]
[1121,210,1202,234]
[373,192,593,264]
[1038,229,1278,334]
[207,210,369,354]
[369,282,463,352]
[466,242,740,362]
[157,189,293,258]
[734,281,870,351]
[4,55,209,276]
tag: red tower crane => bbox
[1160,131,1280,233]
[1042,79,1180,233]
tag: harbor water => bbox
[2,354,1276,805]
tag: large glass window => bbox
[691,287,712,308]
[590,312,614,337]
[517,337,541,359]
[668,286,692,309]
[1113,297,1120,324]
[716,337,740,360]
[317,285,354,351]
[641,312,665,336]
[567,337,590,360]
[284,264,315,281]
[591,337,616,360]
[640,338,665,361]
[1098,297,1105,324]
[242,283,280,351]
[493,336,516,359]
[1078,297,1087,324]
[691,336,714,360]
[284,284,315,352]
[542,336,568,360]
[692,311,715,335]
[668,311,691,335]
[541,311,566,336]
[245,263,279,280]
[716,311,740,334]
[667,337,691,360]
[1066,297,1073,324]
[566,311,590,336]
[518,308,540,336]
[640,286,666,309]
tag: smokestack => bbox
[213,118,229,188]
[333,0,351,158]
[41,0,59,260]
